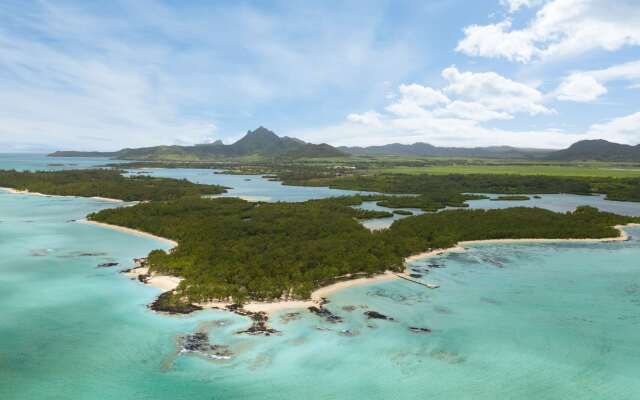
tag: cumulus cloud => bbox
[457,0,640,63]
[555,59,640,102]
[298,66,567,147]
[556,73,608,102]
[397,84,449,106]
[442,66,551,115]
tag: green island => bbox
[89,198,637,308]
[0,169,227,201]
[491,195,530,201]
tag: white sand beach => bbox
[79,220,178,247]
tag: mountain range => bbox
[50,128,639,162]
[339,143,551,158]
[50,127,345,160]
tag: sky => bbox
[1,0,639,152]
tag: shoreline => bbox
[0,187,124,203]
[78,220,179,247]
[404,224,638,262]
[122,223,638,315]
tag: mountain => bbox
[340,143,551,158]
[50,127,346,160]
[546,140,640,161]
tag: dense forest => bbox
[0,169,227,201]
[89,196,638,305]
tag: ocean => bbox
[2,154,639,399]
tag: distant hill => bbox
[340,143,551,158]
[50,127,347,160]
[546,140,640,161]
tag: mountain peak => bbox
[547,139,640,161]
[245,126,278,138]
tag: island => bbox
[491,195,531,201]
[88,197,639,312]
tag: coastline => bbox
[404,224,637,262]
[121,223,638,315]
[0,187,123,203]
[78,219,179,247]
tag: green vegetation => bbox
[90,197,401,303]
[393,210,413,216]
[89,197,638,306]
[0,169,227,201]
[378,164,640,178]
[280,173,640,203]
[492,195,530,201]
[385,206,637,257]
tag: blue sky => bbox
[1,0,639,151]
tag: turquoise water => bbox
[467,193,640,216]
[131,167,373,202]
[0,153,126,171]
[2,155,640,399]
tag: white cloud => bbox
[397,84,449,106]
[381,66,550,123]
[457,0,640,63]
[300,66,567,147]
[556,73,608,102]
[347,111,384,127]
[433,101,513,121]
[500,0,542,13]
[442,66,551,115]
[555,59,640,102]
[587,111,640,143]
[587,60,640,84]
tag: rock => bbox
[408,326,432,333]
[178,332,233,360]
[364,311,394,321]
[235,310,281,336]
[97,262,119,268]
[308,304,343,323]
[149,292,203,314]
[280,312,302,323]
[133,257,148,267]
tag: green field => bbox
[377,164,640,178]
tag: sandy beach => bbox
[1,187,124,203]
[90,196,124,203]
[0,187,52,197]
[79,219,179,247]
